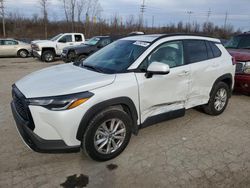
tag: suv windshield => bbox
[85,37,100,46]
[80,40,150,74]
[225,35,250,49]
[51,34,63,41]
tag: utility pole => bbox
[151,15,154,29]
[139,0,146,30]
[0,0,6,37]
[206,8,211,23]
[187,11,193,24]
[224,11,228,30]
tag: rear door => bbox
[74,34,84,45]
[184,40,220,108]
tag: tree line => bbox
[0,0,241,40]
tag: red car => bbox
[225,33,250,94]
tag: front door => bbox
[135,40,190,123]
[56,34,74,55]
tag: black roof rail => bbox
[151,33,220,44]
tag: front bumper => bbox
[11,100,80,153]
[31,50,42,59]
[234,74,250,94]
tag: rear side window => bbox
[209,42,222,57]
[75,35,83,42]
[184,40,208,63]
[238,35,250,49]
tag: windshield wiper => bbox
[82,64,103,73]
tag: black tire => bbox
[17,49,29,58]
[77,55,87,62]
[67,51,76,62]
[203,82,230,116]
[42,50,55,62]
[82,106,132,161]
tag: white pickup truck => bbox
[31,33,85,62]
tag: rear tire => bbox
[82,106,132,161]
[42,50,55,62]
[18,49,29,58]
[203,82,230,116]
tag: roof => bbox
[121,33,220,43]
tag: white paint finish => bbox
[32,33,85,56]
[135,64,191,122]
[15,63,115,98]
[14,35,235,147]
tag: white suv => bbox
[11,34,235,161]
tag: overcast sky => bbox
[4,0,250,31]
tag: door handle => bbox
[178,70,190,76]
[69,43,74,45]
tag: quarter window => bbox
[209,42,222,57]
[184,40,208,63]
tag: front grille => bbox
[236,62,244,73]
[12,86,35,130]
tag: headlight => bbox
[244,62,250,74]
[27,92,94,111]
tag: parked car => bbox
[225,33,250,94]
[61,36,115,63]
[0,38,31,58]
[31,33,85,62]
[11,34,235,161]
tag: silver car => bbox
[0,38,31,58]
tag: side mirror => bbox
[145,62,170,78]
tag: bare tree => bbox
[77,0,86,23]
[62,0,69,22]
[39,0,49,39]
[0,0,6,37]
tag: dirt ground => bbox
[0,57,250,188]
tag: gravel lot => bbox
[0,57,250,188]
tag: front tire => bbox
[18,49,29,58]
[42,50,55,62]
[82,106,132,161]
[203,82,230,116]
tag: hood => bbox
[227,49,250,62]
[15,64,116,98]
[32,40,51,44]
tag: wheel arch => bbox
[210,73,233,97]
[17,49,29,56]
[76,97,139,141]
[42,47,56,54]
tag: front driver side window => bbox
[140,41,184,70]
[59,35,72,43]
